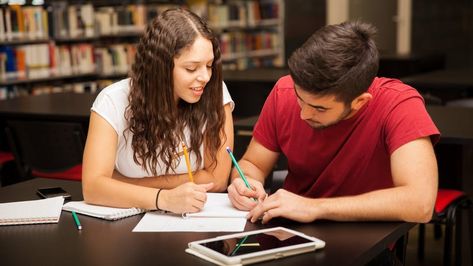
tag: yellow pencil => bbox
[182,142,194,182]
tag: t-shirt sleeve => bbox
[90,90,122,134]
[385,94,440,154]
[222,81,234,111]
[252,84,281,152]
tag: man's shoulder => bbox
[371,77,418,94]
[274,74,293,88]
[273,75,296,96]
[370,77,422,104]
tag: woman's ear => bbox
[350,93,372,111]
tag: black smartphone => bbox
[37,187,72,200]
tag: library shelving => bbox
[203,0,285,70]
[0,0,183,99]
[0,0,326,100]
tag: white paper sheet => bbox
[132,193,248,232]
[133,212,247,232]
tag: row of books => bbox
[0,5,49,41]
[95,44,136,75]
[0,79,115,100]
[50,2,181,38]
[222,56,281,71]
[207,0,281,29]
[0,42,136,82]
[219,31,280,59]
[0,3,182,42]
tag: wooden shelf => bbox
[0,38,51,45]
[0,73,98,86]
[222,49,280,61]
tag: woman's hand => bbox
[159,182,214,214]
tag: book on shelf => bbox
[0,42,98,80]
[0,196,64,226]
[0,5,49,41]
[49,2,181,38]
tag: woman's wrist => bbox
[156,189,168,211]
[155,189,163,211]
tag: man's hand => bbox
[247,189,317,224]
[227,178,266,210]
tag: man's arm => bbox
[227,138,280,210]
[249,137,438,223]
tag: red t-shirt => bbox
[253,75,440,198]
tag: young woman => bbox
[82,8,234,214]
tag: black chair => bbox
[418,189,473,266]
[5,120,85,181]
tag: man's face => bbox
[294,84,353,129]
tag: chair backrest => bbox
[5,120,85,178]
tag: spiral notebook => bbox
[0,196,64,226]
[62,201,146,220]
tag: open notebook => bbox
[62,201,146,220]
[0,196,64,226]
[133,193,248,232]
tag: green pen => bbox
[72,211,82,230]
[226,147,252,189]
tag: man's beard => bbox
[306,106,353,129]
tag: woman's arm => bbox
[197,103,234,191]
[197,104,234,192]
[82,112,212,213]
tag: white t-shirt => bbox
[91,78,234,178]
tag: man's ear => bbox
[350,93,372,111]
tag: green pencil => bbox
[72,211,82,230]
[226,147,251,189]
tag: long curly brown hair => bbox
[126,8,225,175]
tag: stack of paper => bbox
[133,193,248,232]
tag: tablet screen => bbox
[200,229,313,256]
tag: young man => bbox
[228,21,440,224]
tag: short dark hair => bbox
[288,21,379,104]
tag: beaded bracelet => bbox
[155,189,162,211]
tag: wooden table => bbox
[0,178,413,266]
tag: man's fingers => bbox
[248,196,280,223]
[262,208,283,224]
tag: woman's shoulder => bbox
[93,78,131,112]
[95,78,130,103]
[98,78,131,98]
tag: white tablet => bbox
[186,227,325,265]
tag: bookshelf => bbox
[0,0,184,99]
[0,0,325,100]
[202,0,285,70]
